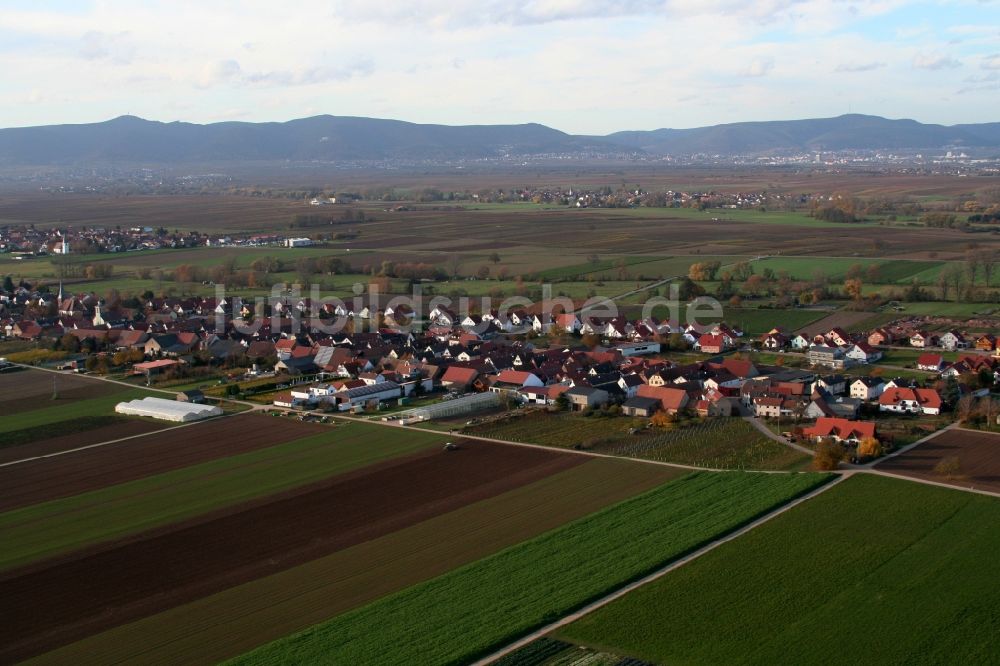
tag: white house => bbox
[846,342,882,364]
[850,377,885,401]
[939,331,969,351]
[790,334,811,350]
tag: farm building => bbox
[132,359,181,376]
[393,391,504,422]
[115,396,222,422]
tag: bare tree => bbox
[446,254,464,279]
[980,250,997,287]
[965,251,981,286]
[937,271,951,302]
[942,264,967,302]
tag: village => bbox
[4,272,999,469]
[0,223,292,257]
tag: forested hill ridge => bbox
[1,113,998,166]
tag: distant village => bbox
[0,224,296,258]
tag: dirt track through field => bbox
[0,440,582,663]
[0,370,122,411]
[0,414,326,511]
[0,419,164,464]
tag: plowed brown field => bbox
[0,370,121,410]
[0,440,582,662]
[0,419,162,464]
[0,413,326,511]
[878,428,1000,493]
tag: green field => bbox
[752,256,947,283]
[0,388,153,434]
[465,412,646,449]
[230,471,830,666]
[697,307,827,336]
[427,278,645,300]
[531,255,667,281]
[613,418,810,471]
[878,301,1000,318]
[0,423,443,571]
[597,206,871,228]
[879,348,961,366]
[441,203,879,229]
[558,474,1000,664]
[33,458,679,665]
[0,415,134,449]
[613,254,752,281]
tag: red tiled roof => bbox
[879,387,942,409]
[917,353,943,367]
[495,369,539,385]
[441,366,479,385]
[803,417,876,441]
[636,384,688,411]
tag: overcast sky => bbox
[1,0,998,133]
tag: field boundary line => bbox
[864,421,957,468]
[472,473,849,666]
[581,255,769,311]
[10,363,262,409]
[863,469,1000,499]
[332,413,818,475]
[0,413,245,468]
[11,363,180,396]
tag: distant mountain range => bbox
[1,113,998,166]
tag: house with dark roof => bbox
[564,385,610,411]
[622,395,661,417]
[850,376,885,401]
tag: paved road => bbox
[742,414,816,456]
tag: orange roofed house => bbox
[635,384,689,414]
[802,417,876,444]
[878,387,942,415]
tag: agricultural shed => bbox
[115,397,222,422]
[133,359,181,374]
[394,391,503,421]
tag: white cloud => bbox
[194,58,373,89]
[243,60,375,86]
[912,52,962,69]
[982,53,1000,69]
[835,61,885,72]
[197,59,242,88]
[78,30,135,64]
[0,0,996,131]
[741,58,774,77]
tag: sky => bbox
[1,0,998,134]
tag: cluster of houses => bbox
[467,186,812,211]
[761,325,883,368]
[761,322,1000,370]
[0,224,291,257]
[2,282,990,440]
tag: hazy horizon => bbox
[1,1,999,134]
[1,110,996,135]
